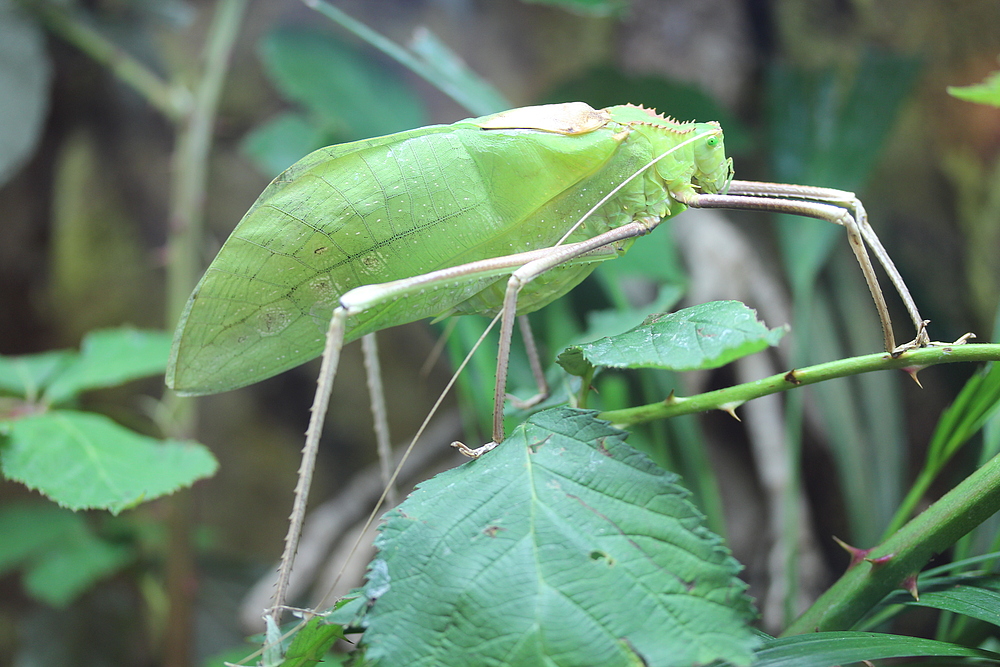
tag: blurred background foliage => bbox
[1,0,1000,665]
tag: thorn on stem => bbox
[833,535,871,569]
[902,366,925,388]
[719,402,743,421]
[902,573,920,601]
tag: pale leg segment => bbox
[728,181,926,341]
[506,315,550,410]
[457,217,662,458]
[682,186,925,355]
[362,333,396,507]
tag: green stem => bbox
[598,344,1000,427]
[783,449,1000,635]
[30,1,190,121]
[160,1,246,665]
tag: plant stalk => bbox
[599,344,1000,427]
[783,449,1000,634]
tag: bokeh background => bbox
[2,0,1000,664]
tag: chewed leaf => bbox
[1,410,217,514]
[559,300,784,374]
[359,407,758,667]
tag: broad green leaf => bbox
[558,301,784,377]
[754,631,1000,667]
[949,68,1000,108]
[260,28,426,141]
[0,504,82,574]
[1,410,217,514]
[579,285,684,346]
[0,0,50,186]
[359,408,758,667]
[0,350,75,400]
[22,524,134,607]
[243,111,331,178]
[42,328,172,405]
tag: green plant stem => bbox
[783,448,1000,635]
[598,344,1000,427]
[30,1,190,121]
[160,1,246,666]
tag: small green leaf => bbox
[0,350,75,400]
[0,503,82,574]
[359,407,758,667]
[22,525,134,607]
[0,503,134,607]
[564,301,784,372]
[42,328,172,404]
[948,68,1000,108]
[755,631,1000,667]
[280,615,347,667]
[1,410,217,513]
[555,346,594,378]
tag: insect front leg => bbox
[728,181,928,345]
[680,188,922,355]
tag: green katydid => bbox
[166,101,929,619]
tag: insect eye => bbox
[706,136,719,147]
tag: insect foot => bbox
[451,440,499,458]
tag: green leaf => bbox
[906,584,1000,628]
[407,27,509,116]
[877,576,1000,628]
[280,615,347,667]
[949,68,1000,108]
[242,111,331,178]
[754,631,1000,667]
[359,408,758,667]
[559,301,784,374]
[0,503,82,574]
[927,360,1000,469]
[0,0,51,186]
[1,410,217,514]
[0,503,134,606]
[0,350,75,400]
[42,328,173,405]
[259,28,426,141]
[22,524,134,607]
